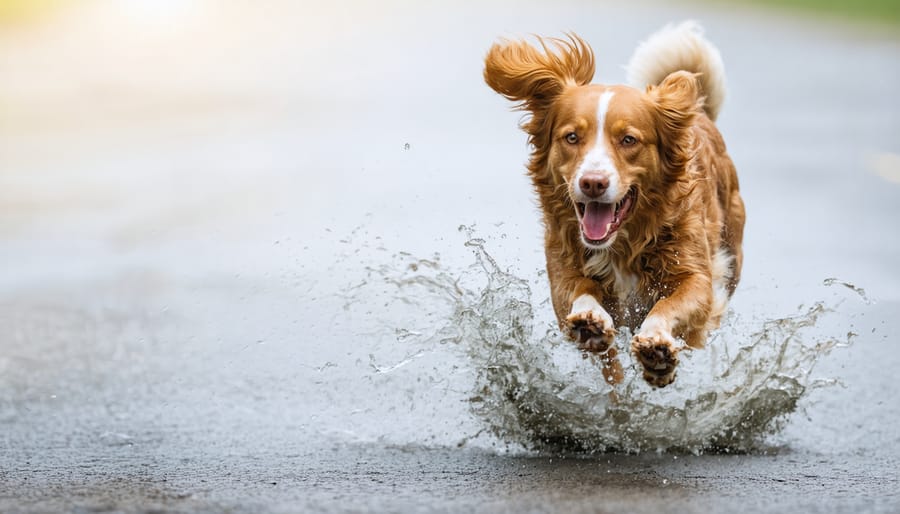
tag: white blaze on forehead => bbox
[575,90,620,200]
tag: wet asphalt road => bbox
[2,0,900,512]
[6,442,899,513]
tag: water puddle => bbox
[353,226,863,454]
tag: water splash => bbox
[367,228,858,454]
[822,277,872,304]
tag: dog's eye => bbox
[621,135,638,146]
[565,132,579,145]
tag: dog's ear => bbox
[484,34,594,133]
[649,70,704,173]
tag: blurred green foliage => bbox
[723,0,900,24]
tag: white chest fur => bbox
[583,253,639,303]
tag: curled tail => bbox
[626,21,726,121]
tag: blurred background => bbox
[1,0,898,293]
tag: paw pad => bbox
[632,338,679,388]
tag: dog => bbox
[483,22,745,387]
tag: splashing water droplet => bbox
[822,278,871,304]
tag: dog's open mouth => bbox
[576,187,637,246]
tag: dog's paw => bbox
[631,321,680,388]
[566,310,623,385]
[565,295,622,385]
[565,308,616,353]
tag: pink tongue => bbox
[583,202,615,240]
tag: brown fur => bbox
[484,33,745,387]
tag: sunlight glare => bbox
[113,0,199,26]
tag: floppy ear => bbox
[649,70,704,173]
[483,35,594,135]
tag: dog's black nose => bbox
[579,173,609,199]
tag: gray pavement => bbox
[2,1,900,512]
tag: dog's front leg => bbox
[631,274,713,387]
[547,263,623,384]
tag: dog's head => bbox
[484,35,702,250]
